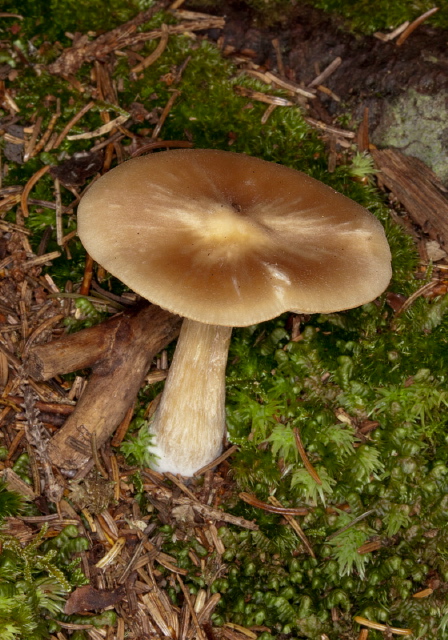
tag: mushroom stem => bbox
[149,318,232,476]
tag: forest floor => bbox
[1,2,448,640]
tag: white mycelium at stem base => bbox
[149,319,232,476]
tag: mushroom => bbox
[77,149,392,476]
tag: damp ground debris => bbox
[0,2,448,640]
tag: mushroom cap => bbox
[77,149,391,326]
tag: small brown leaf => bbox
[64,583,126,614]
[50,150,103,187]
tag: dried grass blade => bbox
[95,536,126,568]
[224,623,257,639]
[0,350,9,387]
[21,165,50,217]
[374,20,410,42]
[308,56,342,87]
[67,113,129,140]
[293,427,322,485]
[24,251,61,268]
[53,100,95,148]
[23,116,42,162]
[194,443,238,475]
[152,91,180,139]
[396,7,439,46]
[142,592,172,638]
[239,492,308,516]
[264,71,316,98]
[132,23,169,73]
[354,616,412,636]
[268,495,315,558]
[235,85,293,106]
[177,574,206,640]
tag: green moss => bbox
[1,0,155,42]
[0,524,90,640]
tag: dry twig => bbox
[396,7,439,46]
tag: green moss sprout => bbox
[0,524,90,640]
[0,482,23,521]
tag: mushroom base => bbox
[148,319,232,476]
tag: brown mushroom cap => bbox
[77,149,391,325]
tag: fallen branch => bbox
[25,303,181,472]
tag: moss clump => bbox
[0,524,90,640]
[0,0,155,42]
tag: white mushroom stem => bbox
[149,318,232,476]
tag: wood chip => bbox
[357,539,382,554]
[111,404,134,447]
[371,148,448,248]
[208,523,225,555]
[0,350,9,387]
[308,56,342,87]
[2,467,37,499]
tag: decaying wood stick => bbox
[25,304,181,472]
[27,306,138,380]
[371,148,448,247]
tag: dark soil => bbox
[187,1,448,179]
